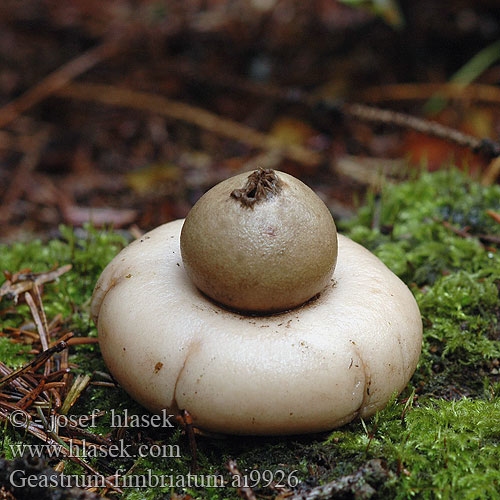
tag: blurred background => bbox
[1,0,500,242]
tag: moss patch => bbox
[1,169,500,499]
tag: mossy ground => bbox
[1,169,499,499]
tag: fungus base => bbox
[91,220,422,435]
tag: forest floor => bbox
[1,1,500,499]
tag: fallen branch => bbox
[55,82,322,166]
[0,263,124,495]
[178,70,500,160]
[0,363,39,396]
[313,99,500,159]
[440,219,500,245]
[0,38,122,129]
[340,102,500,158]
[441,220,471,239]
[486,210,500,225]
[177,409,198,474]
[360,82,500,106]
[24,292,49,352]
[24,290,51,376]
[477,234,500,245]
[66,337,99,346]
[0,338,69,391]
[17,378,47,410]
[0,264,72,302]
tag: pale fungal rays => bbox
[91,169,422,435]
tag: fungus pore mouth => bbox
[231,168,282,208]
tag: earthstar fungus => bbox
[181,168,338,313]
[91,169,422,435]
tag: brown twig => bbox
[0,362,38,395]
[440,219,500,245]
[66,337,99,346]
[486,210,500,225]
[0,263,124,495]
[306,94,500,157]
[227,460,257,500]
[35,408,123,494]
[66,422,113,448]
[180,409,198,474]
[0,339,69,390]
[24,290,53,377]
[441,220,471,239]
[3,327,40,341]
[55,82,322,166]
[0,264,72,301]
[0,39,121,129]
[24,292,49,352]
[32,368,71,381]
[90,381,116,388]
[477,234,500,245]
[33,283,51,342]
[360,82,500,106]
[179,63,500,159]
[0,402,122,494]
[60,348,70,399]
[17,378,47,410]
[49,387,62,410]
[342,102,500,157]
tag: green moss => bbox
[328,394,500,499]
[342,169,500,393]
[417,271,499,361]
[1,169,500,499]
[0,224,126,365]
[0,338,30,368]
